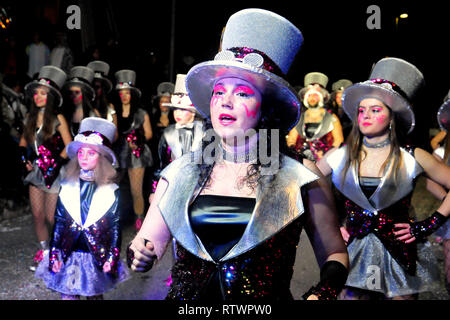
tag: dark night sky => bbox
[2,0,448,147]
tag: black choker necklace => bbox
[219,143,258,163]
[363,136,391,148]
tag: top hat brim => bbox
[66,141,117,167]
[24,81,63,107]
[115,84,142,98]
[342,82,415,134]
[186,60,301,131]
[437,99,450,132]
[64,79,96,101]
[94,76,113,94]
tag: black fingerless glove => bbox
[302,260,348,300]
[410,211,448,242]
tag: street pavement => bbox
[0,176,448,300]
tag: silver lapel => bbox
[328,146,423,212]
[157,154,319,262]
[59,180,82,225]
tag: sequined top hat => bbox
[115,69,142,98]
[87,60,113,93]
[332,79,353,93]
[342,57,424,134]
[185,8,303,131]
[24,65,67,107]
[299,72,330,104]
[157,81,175,97]
[67,117,117,166]
[167,74,197,112]
[437,88,450,131]
[64,66,96,101]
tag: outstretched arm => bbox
[128,178,172,272]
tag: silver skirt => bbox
[346,233,441,297]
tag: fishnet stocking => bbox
[29,185,58,242]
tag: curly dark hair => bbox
[196,96,300,192]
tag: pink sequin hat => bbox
[185,8,304,130]
[67,117,118,166]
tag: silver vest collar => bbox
[326,146,423,212]
[157,153,319,263]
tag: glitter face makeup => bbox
[357,98,391,137]
[210,78,262,141]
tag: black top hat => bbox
[24,65,67,107]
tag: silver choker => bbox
[363,136,391,148]
[219,143,258,163]
[80,169,95,181]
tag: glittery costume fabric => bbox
[23,119,66,193]
[35,250,129,296]
[157,152,346,301]
[167,219,302,301]
[117,108,153,169]
[44,181,127,290]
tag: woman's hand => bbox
[25,160,33,172]
[52,260,62,273]
[394,223,415,243]
[128,141,138,150]
[103,261,111,273]
[340,227,350,245]
[128,237,157,272]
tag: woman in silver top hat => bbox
[317,57,450,299]
[128,8,348,301]
[18,65,73,271]
[287,72,344,161]
[87,60,118,136]
[425,89,450,294]
[113,69,153,231]
[62,66,100,138]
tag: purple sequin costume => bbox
[156,152,346,301]
[23,119,65,193]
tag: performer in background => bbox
[35,117,129,299]
[87,60,118,139]
[329,79,353,139]
[62,66,99,137]
[114,70,153,231]
[128,8,348,301]
[287,72,343,161]
[317,57,450,299]
[18,66,72,271]
[425,89,450,294]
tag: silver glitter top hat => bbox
[186,8,303,131]
[65,66,96,100]
[24,65,67,107]
[332,79,353,92]
[167,74,197,112]
[342,57,424,134]
[115,69,142,98]
[87,60,113,93]
[304,72,328,88]
[437,88,450,131]
[67,117,118,165]
[157,81,175,97]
